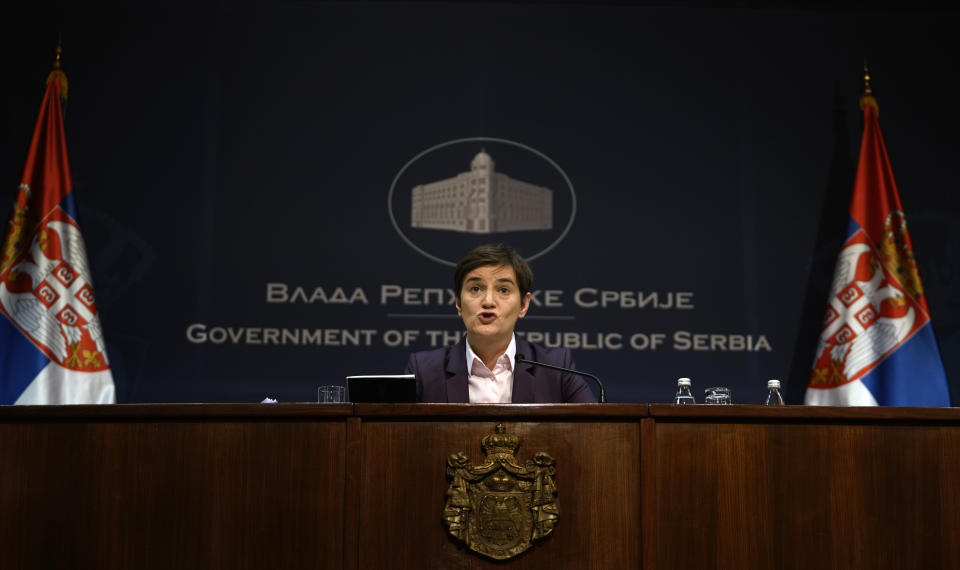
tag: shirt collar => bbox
[465,334,517,373]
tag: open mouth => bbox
[478,312,497,324]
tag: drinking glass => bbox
[317,385,347,403]
[704,387,732,404]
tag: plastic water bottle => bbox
[674,377,696,404]
[765,379,784,406]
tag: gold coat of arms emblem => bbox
[443,424,559,560]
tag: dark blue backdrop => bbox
[2,1,958,404]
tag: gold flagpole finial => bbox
[47,36,68,101]
[52,34,63,70]
[859,59,878,114]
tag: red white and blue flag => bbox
[805,84,950,406]
[0,60,115,404]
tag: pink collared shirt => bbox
[466,335,517,404]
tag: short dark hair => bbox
[454,243,533,299]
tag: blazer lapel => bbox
[511,337,536,403]
[445,338,470,403]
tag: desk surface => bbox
[2,402,958,421]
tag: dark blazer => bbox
[405,336,597,403]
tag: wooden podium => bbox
[1,403,958,569]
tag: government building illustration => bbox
[410,151,553,233]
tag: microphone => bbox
[515,354,607,403]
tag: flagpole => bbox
[859,59,877,114]
[48,39,68,112]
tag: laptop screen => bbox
[346,374,417,403]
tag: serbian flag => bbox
[0,58,115,404]
[805,80,950,406]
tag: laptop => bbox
[346,374,417,403]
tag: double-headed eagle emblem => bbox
[443,424,559,560]
[0,212,108,371]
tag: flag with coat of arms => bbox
[0,48,115,404]
[805,67,950,406]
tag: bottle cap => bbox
[677,377,691,386]
[767,379,781,389]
